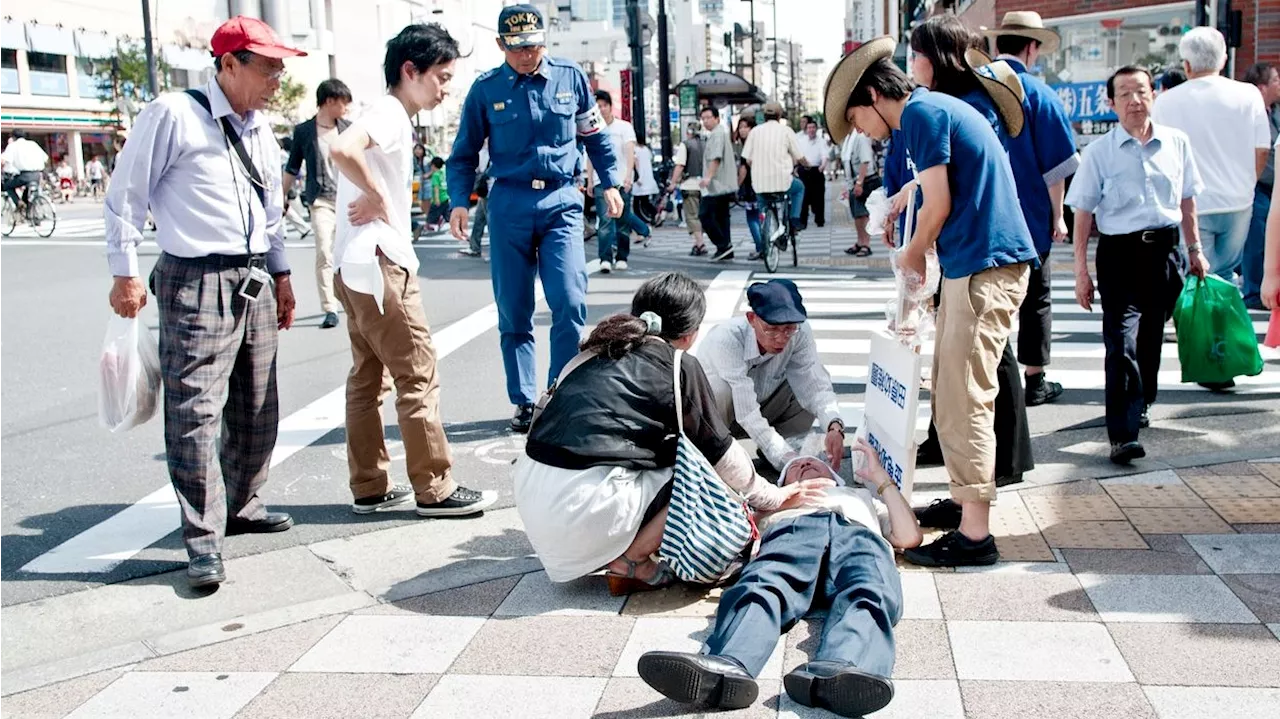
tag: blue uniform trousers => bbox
[488,180,588,406]
[703,512,902,678]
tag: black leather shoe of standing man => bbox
[226,511,294,535]
[637,651,759,710]
[511,404,535,433]
[187,553,225,588]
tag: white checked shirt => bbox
[696,317,842,469]
[741,119,803,194]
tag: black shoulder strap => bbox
[186,88,266,207]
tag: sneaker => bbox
[614,260,628,271]
[320,312,340,329]
[711,247,735,261]
[600,260,612,274]
[913,499,961,530]
[1110,441,1146,465]
[510,404,535,433]
[458,248,482,257]
[903,530,999,567]
[416,486,498,517]
[352,485,414,514]
[1025,374,1064,406]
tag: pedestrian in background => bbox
[447,3,623,433]
[86,154,107,198]
[104,16,303,589]
[462,140,491,258]
[425,156,449,230]
[733,115,764,260]
[795,117,830,229]
[586,89,650,273]
[1242,62,1280,310]
[698,105,739,261]
[285,77,352,329]
[329,23,498,520]
[668,122,707,255]
[841,129,878,257]
[1068,66,1208,464]
[1152,27,1270,283]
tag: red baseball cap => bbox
[211,16,306,59]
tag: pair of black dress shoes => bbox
[187,512,294,588]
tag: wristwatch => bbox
[828,419,845,436]
[1187,242,1202,253]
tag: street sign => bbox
[620,69,633,122]
[679,85,698,114]
[861,416,916,501]
[670,109,679,122]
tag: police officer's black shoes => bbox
[637,651,758,710]
[511,404,535,433]
[785,661,894,718]
[1140,405,1151,429]
[1110,441,1146,465]
[187,553,225,589]
[1025,373,1064,406]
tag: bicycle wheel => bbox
[2,199,15,236]
[30,195,56,238]
[761,208,779,273]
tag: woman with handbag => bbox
[514,272,833,595]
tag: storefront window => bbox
[2,49,18,94]
[27,51,69,96]
[76,57,106,100]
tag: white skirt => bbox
[513,455,674,582]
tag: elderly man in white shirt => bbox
[698,279,846,473]
[104,16,301,589]
[795,118,831,228]
[1152,26,1271,279]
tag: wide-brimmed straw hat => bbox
[982,11,1060,55]
[823,36,897,145]
[965,48,1026,138]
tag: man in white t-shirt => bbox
[85,155,106,197]
[638,441,922,716]
[1152,27,1271,280]
[329,23,497,519]
[585,89,650,272]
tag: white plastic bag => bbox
[864,187,890,238]
[98,314,161,432]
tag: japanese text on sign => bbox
[1052,81,1117,123]
[869,361,907,409]
[866,428,905,488]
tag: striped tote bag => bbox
[658,350,757,584]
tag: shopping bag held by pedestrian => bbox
[1172,275,1263,384]
[1265,309,1280,349]
[98,314,161,432]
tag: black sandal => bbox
[853,245,873,257]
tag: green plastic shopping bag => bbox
[1171,275,1263,384]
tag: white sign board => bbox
[864,330,923,448]
[861,416,917,502]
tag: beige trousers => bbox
[336,257,456,504]
[932,263,1029,504]
[311,199,338,313]
[682,190,703,237]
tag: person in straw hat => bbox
[825,34,1038,568]
[985,10,1081,407]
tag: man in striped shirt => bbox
[741,102,813,255]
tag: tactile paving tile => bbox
[1040,521,1149,549]
[1208,461,1263,476]
[1252,463,1280,486]
[1103,483,1208,509]
[1183,475,1280,499]
[1121,507,1235,534]
[992,532,1056,561]
[1205,497,1280,524]
[1023,495,1127,528]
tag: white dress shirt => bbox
[696,317,842,469]
[105,78,286,277]
[1,138,49,173]
[795,133,830,168]
[741,119,803,194]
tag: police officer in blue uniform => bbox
[448,4,624,432]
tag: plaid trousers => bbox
[153,253,279,558]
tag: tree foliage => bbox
[93,40,171,124]
[267,73,308,123]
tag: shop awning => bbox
[2,19,25,50]
[75,30,115,59]
[674,70,767,106]
[163,45,212,71]
[25,23,76,56]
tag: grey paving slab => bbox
[779,679,963,719]
[1221,574,1280,622]
[449,616,633,677]
[306,507,541,601]
[493,571,626,616]
[1061,534,1213,575]
[288,615,485,674]
[959,681,1157,719]
[355,575,522,617]
[934,573,1097,622]
[619,585,722,618]
[138,615,342,672]
[952,562,1072,574]
[1076,574,1259,623]
[1,547,352,672]
[411,675,608,719]
[613,617,786,681]
[1108,623,1280,687]
[64,671,277,719]
[784,618,953,679]
[899,572,941,620]
[591,677,782,718]
[1186,533,1280,574]
[234,672,439,719]
[2,668,126,719]
[1142,686,1280,718]
[947,621,1133,683]
[1,641,155,697]
[1271,623,1280,641]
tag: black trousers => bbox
[1096,234,1184,443]
[925,342,1034,479]
[698,192,733,252]
[1018,252,1053,367]
[798,167,826,227]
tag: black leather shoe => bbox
[510,404,535,433]
[637,651,758,710]
[784,661,894,718]
[996,473,1025,488]
[913,499,961,530]
[916,440,944,467]
[1110,441,1146,465]
[227,512,294,535]
[187,553,225,588]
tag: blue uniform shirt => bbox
[900,88,1038,280]
[447,56,621,210]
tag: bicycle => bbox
[3,182,58,238]
[757,191,799,272]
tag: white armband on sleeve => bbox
[576,106,604,137]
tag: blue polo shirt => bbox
[883,130,918,244]
[900,88,1037,279]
